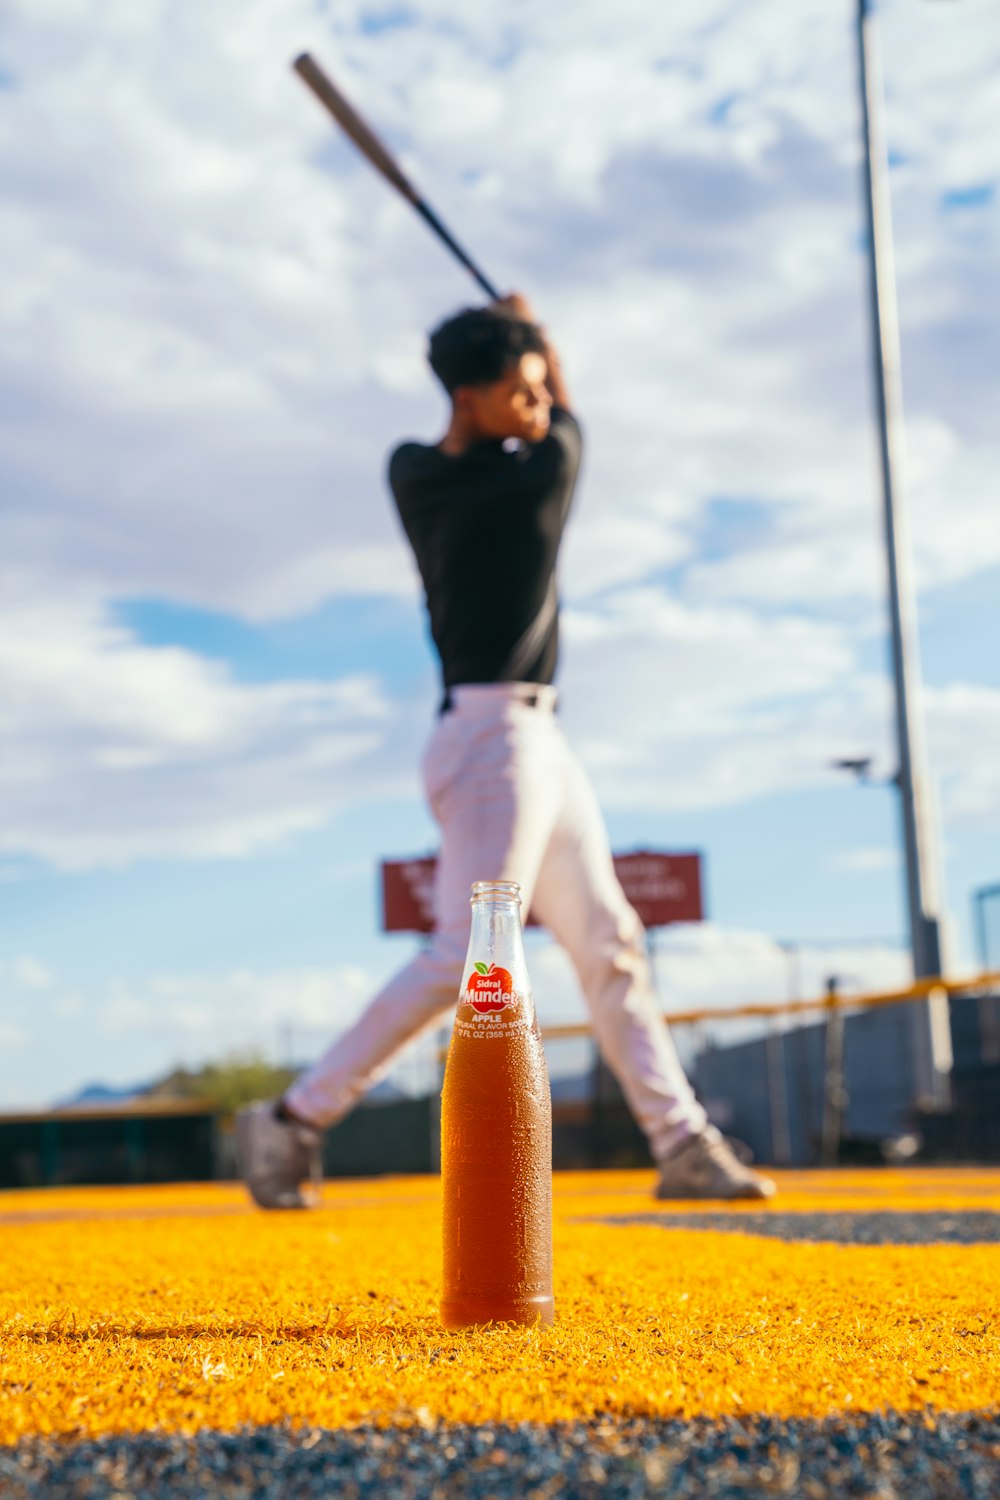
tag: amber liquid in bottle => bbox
[440,881,553,1329]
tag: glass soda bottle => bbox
[440,880,553,1329]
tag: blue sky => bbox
[1,0,999,1108]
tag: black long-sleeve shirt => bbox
[389,408,582,690]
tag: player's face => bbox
[462,353,552,443]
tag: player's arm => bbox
[539,336,571,414]
[492,293,572,413]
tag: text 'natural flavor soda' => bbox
[440,880,553,1329]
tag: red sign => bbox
[382,857,437,934]
[610,850,703,928]
[381,850,703,934]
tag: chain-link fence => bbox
[537,970,1000,1170]
[4,971,998,1186]
[974,884,1000,1063]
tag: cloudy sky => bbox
[2,0,999,1109]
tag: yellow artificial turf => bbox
[1,1169,998,1443]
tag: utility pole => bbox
[821,977,848,1167]
[855,0,951,1106]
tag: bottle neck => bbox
[461,889,535,1024]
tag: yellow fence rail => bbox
[538,968,1000,1042]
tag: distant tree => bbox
[144,1053,297,1117]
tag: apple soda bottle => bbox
[440,879,553,1329]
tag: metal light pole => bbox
[855,0,951,1106]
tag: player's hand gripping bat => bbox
[293,53,501,300]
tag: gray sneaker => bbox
[655,1126,776,1201]
[235,1100,323,1210]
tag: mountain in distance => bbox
[54,1081,146,1110]
[53,1068,593,1112]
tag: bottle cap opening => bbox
[470,880,522,904]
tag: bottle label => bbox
[453,1012,528,1040]
[456,963,532,1038]
[463,962,516,1014]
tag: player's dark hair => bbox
[428,307,547,394]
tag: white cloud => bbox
[98,964,374,1043]
[11,956,54,990]
[1,513,997,876]
[531,919,913,1024]
[830,846,901,874]
[5,958,427,1107]
[0,0,997,874]
[653,923,911,1011]
[927,682,1000,824]
[0,1022,28,1050]
[1,0,997,625]
[559,590,881,811]
[0,590,417,869]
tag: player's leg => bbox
[530,734,774,1199]
[528,737,705,1160]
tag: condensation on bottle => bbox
[440,880,553,1329]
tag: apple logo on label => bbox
[466,962,514,1014]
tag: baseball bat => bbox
[293,52,501,300]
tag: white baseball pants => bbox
[287,682,707,1161]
